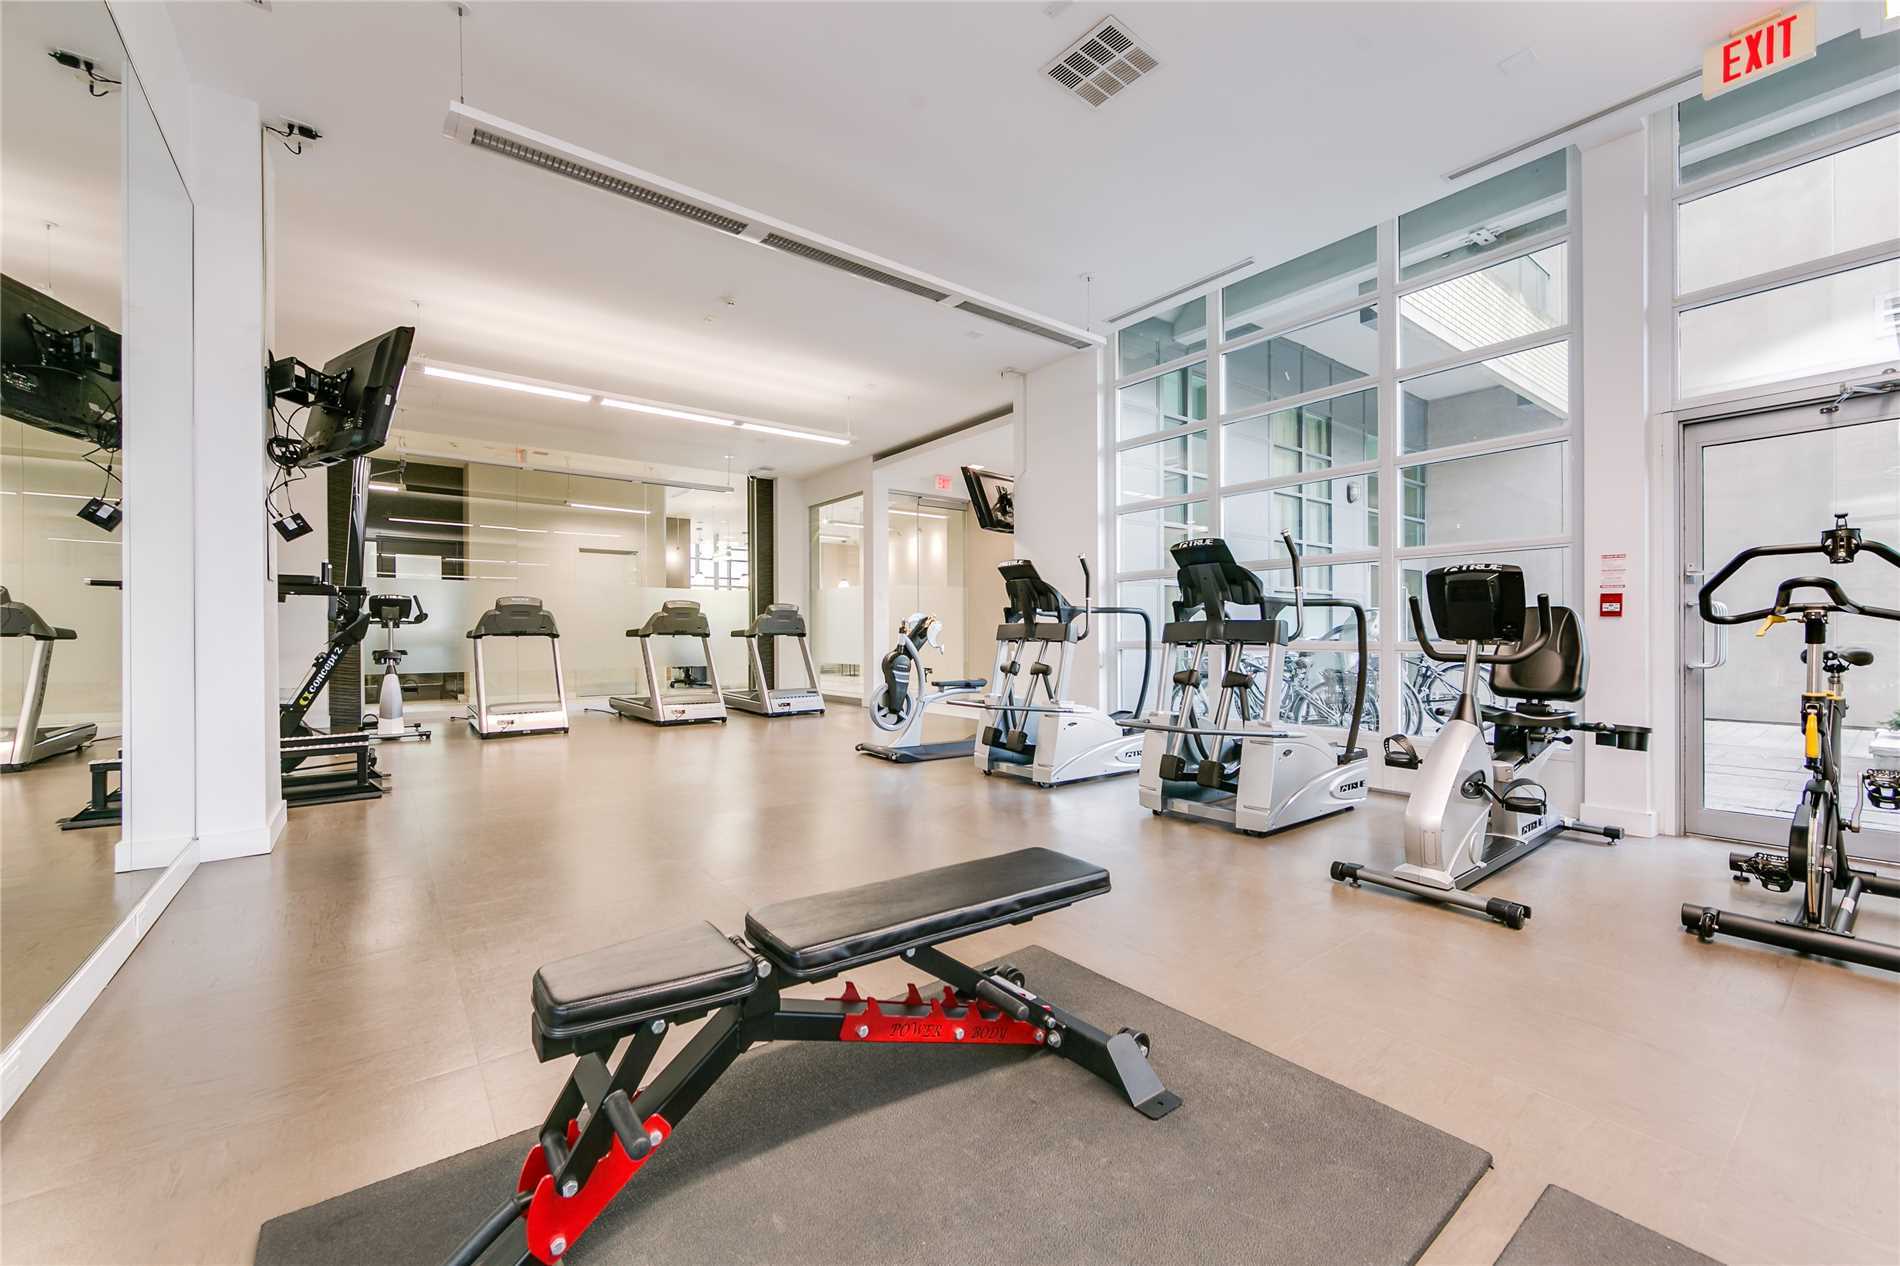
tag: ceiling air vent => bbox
[1044,16,1158,109]
[470,128,749,235]
[444,101,1102,350]
[760,234,953,303]
[954,301,1093,351]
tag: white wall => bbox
[1016,350,1106,706]
[1578,126,1656,836]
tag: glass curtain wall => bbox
[809,496,863,697]
[359,459,748,707]
[1109,151,1579,746]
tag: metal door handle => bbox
[1688,598,1728,670]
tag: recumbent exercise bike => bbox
[1332,563,1649,928]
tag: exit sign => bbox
[1702,7,1816,99]
[934,474,953,492]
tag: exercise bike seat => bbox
[1482,703,1575,729]
[745,847,1108,980]
[532,921,758,1058]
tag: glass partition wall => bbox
[1110,151,1579,749]
[809,496,863,698]
[358,458,748,712]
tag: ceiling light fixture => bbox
[422,364,593,403]
[442,101,1101,350]
[480,523,548,534]
[599,397,735,427]
[388,516,470,528]
[565,500,650,515]
[424,359,852,447]
[737,421,851,446]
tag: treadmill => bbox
[467,597,570,738]
[611,599,728,725]
[0,587,99,772]
[724,603,825,717]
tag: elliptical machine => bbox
[960,557,1152,787]
[1131,534,1369,835]
[1331,563,1649,928]
[855,614,988,763]
[365,594,430,741]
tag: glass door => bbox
[1682,392,1900,858]
[886,492,968,682]
[809,496,863,698]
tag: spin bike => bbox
[1331,563,1649,927]
[855,613,988,763]
[1683,514,1900,972]
[1131,534,1369,836]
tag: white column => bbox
[190,87,282,860]
[1578,126,1658,835]
[1018,349,1105,705]
[118,74,198,873]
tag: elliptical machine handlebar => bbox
[1281,531,1305,642]
[1409,592,1555,666]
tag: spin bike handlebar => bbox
[1697,537,1900,626]
[1409,592,1555,666]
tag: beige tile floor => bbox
[0,743,155,1046]
[2,706,1897,1265]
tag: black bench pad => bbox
[745,847,1109,979]
[533,921,757,1048]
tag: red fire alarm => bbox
[1599,592,1624,619]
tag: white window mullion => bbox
[1375,216,1400,745]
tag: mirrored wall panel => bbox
[1,2,139,1047]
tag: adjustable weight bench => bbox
[444,847,1181,1266]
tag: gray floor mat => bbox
[1493,1185,1725,1266]
[259,946,1491,1265]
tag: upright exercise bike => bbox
[1132,534,1369,835]
[962,557,1153,786]
[1683,514,1900,972]
[365,594,430,741]
[1332,563,1649,927]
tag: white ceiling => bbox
[157,1,1785,476]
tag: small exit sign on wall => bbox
[934,474,953,492]
[1702,7,1816,99]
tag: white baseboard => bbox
[115,830,193,874]
[1582,801,1658,837]
[2,843,198,1116]
[196,798,286,862]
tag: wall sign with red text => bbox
[1702,7,1816,100]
